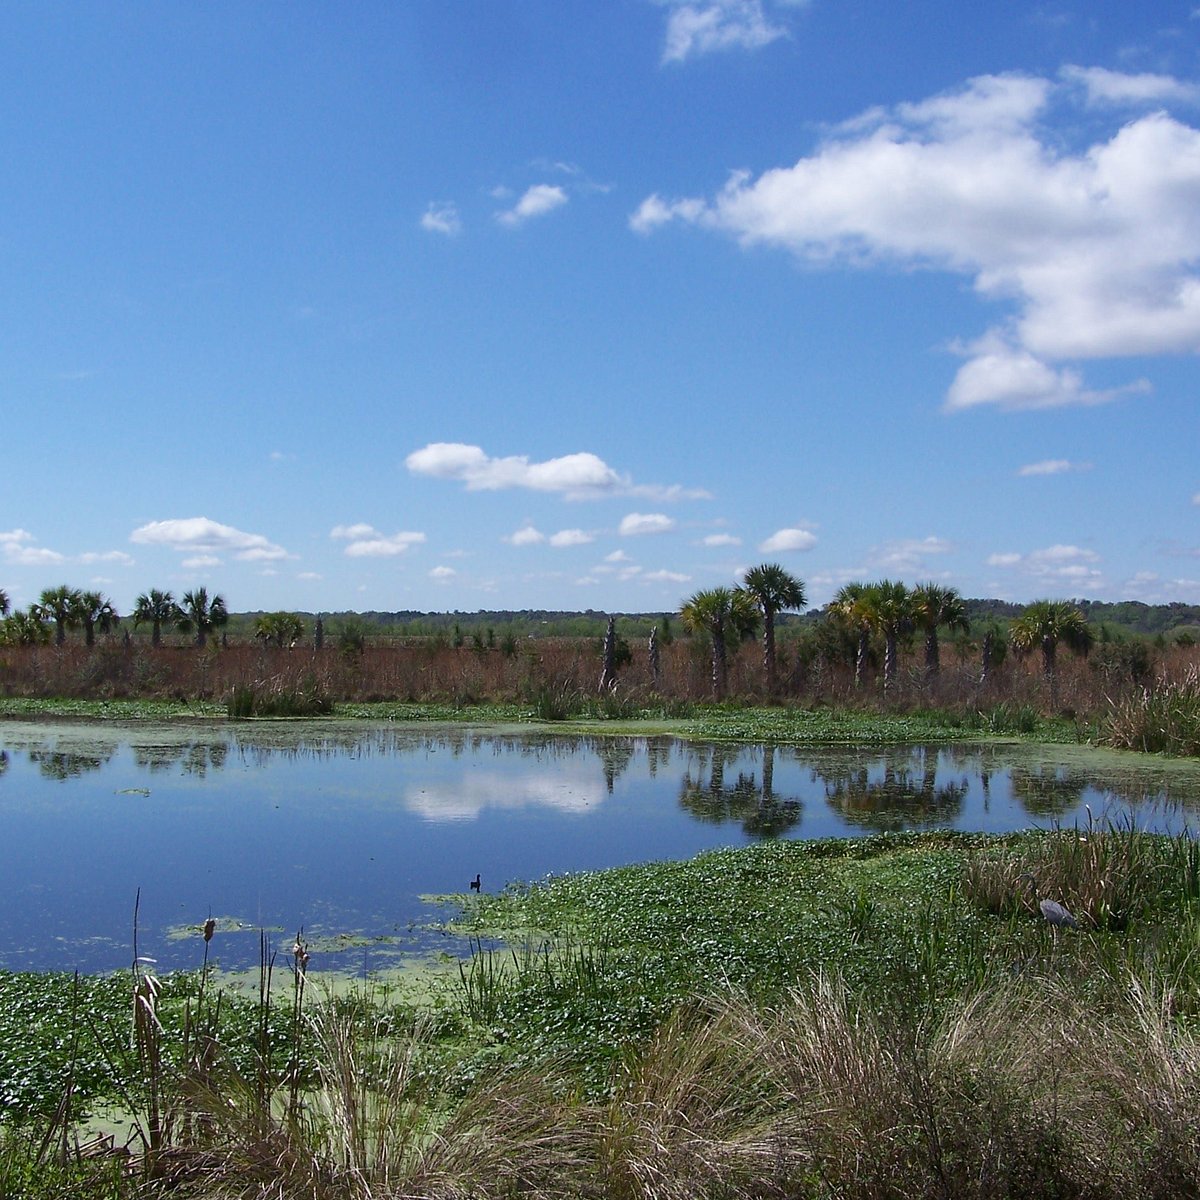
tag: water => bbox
[3,718,1199,975]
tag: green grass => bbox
[6,827,1200,1196]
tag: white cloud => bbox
[1017,458,1093,477]
[430,566,456,582]
[1061,65,1200,107]
[132,517,289,562]
[620,512,676,536]
[496,184,568,227]
[643,568,691,583]
[0,529,65,566]
[703,533,742,547]
[78,550,135,566]
[634,69,1200,410]
[759,527,817,553]
[420,201,462,236]
[331,525,426,558]
[989,543,1103,584]
[507,526,546,546]
[869,536,952,572]
[946,336,1151,412]
[660,1,789,65]
[549,528,594,547]
[181,555,221,569]
[405,442,707,501]
[605,550,632,563]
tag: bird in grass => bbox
[469,873,481,893]
[1019,873,1079,930]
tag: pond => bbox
[3,719,1199,976]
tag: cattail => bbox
[202,917,216,943]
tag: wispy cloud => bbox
[330,524,426,558]
[420,201,462,236]
[659,1,792,65]
[1018,458,1094,477]
[633,68,1200,411]
[987,543,1103,585]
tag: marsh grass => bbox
[11,830,1200,1196]
[1103,667,1200,756]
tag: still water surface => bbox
[3,719,1199,975]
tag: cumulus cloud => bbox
[1018,459,1093,477]
[643,568,691,583]
[660,1,789,64]
[759,527,817,553]
[429,566,456,581]
[507,526,546,546]
[421,201,462,236]
[703,533,742,547]
[620,512,676,536]
[330,524,426,558]
[496,184,568,227]
[406,442,707,501]
[131,517,289,562]
[0,529,64,566]
[633,69,1200,410]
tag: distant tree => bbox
[133,589,182,647]
[36,585,83,646]
[680,586,759,699]
[1010,599,1093,680]
[911,583,969,677]
[254,611,304,649]
[0,589,8,617]
[742,563,806,693]
[178,587,228,648]
[78,590,120,647]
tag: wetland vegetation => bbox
[3,579,1200,1195]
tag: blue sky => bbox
[1,1,1198,617]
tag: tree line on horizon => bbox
[3,570,1194,701]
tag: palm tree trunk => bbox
[925,630,939,675]
[854,632,867,687]
[712,631,728,699]
[762,611,776,693]
[884,632,898,690]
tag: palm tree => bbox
[133,589,182,647]
[680,586,759,699]
[830,583,874,688]
[862,580,912,691]
[78,590,120,647]
[0,589,9,617]
[254,611,304,649]
[742,563,806,694]
[1010,599,1093,681]
[0,607,51,646]
[910,583,969,676]
[178,587,229,648]
[36,585,83,646]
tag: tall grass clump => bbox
[1102,667,1200,755]
[227,674,334,718]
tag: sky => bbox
[1,1,1198,618]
